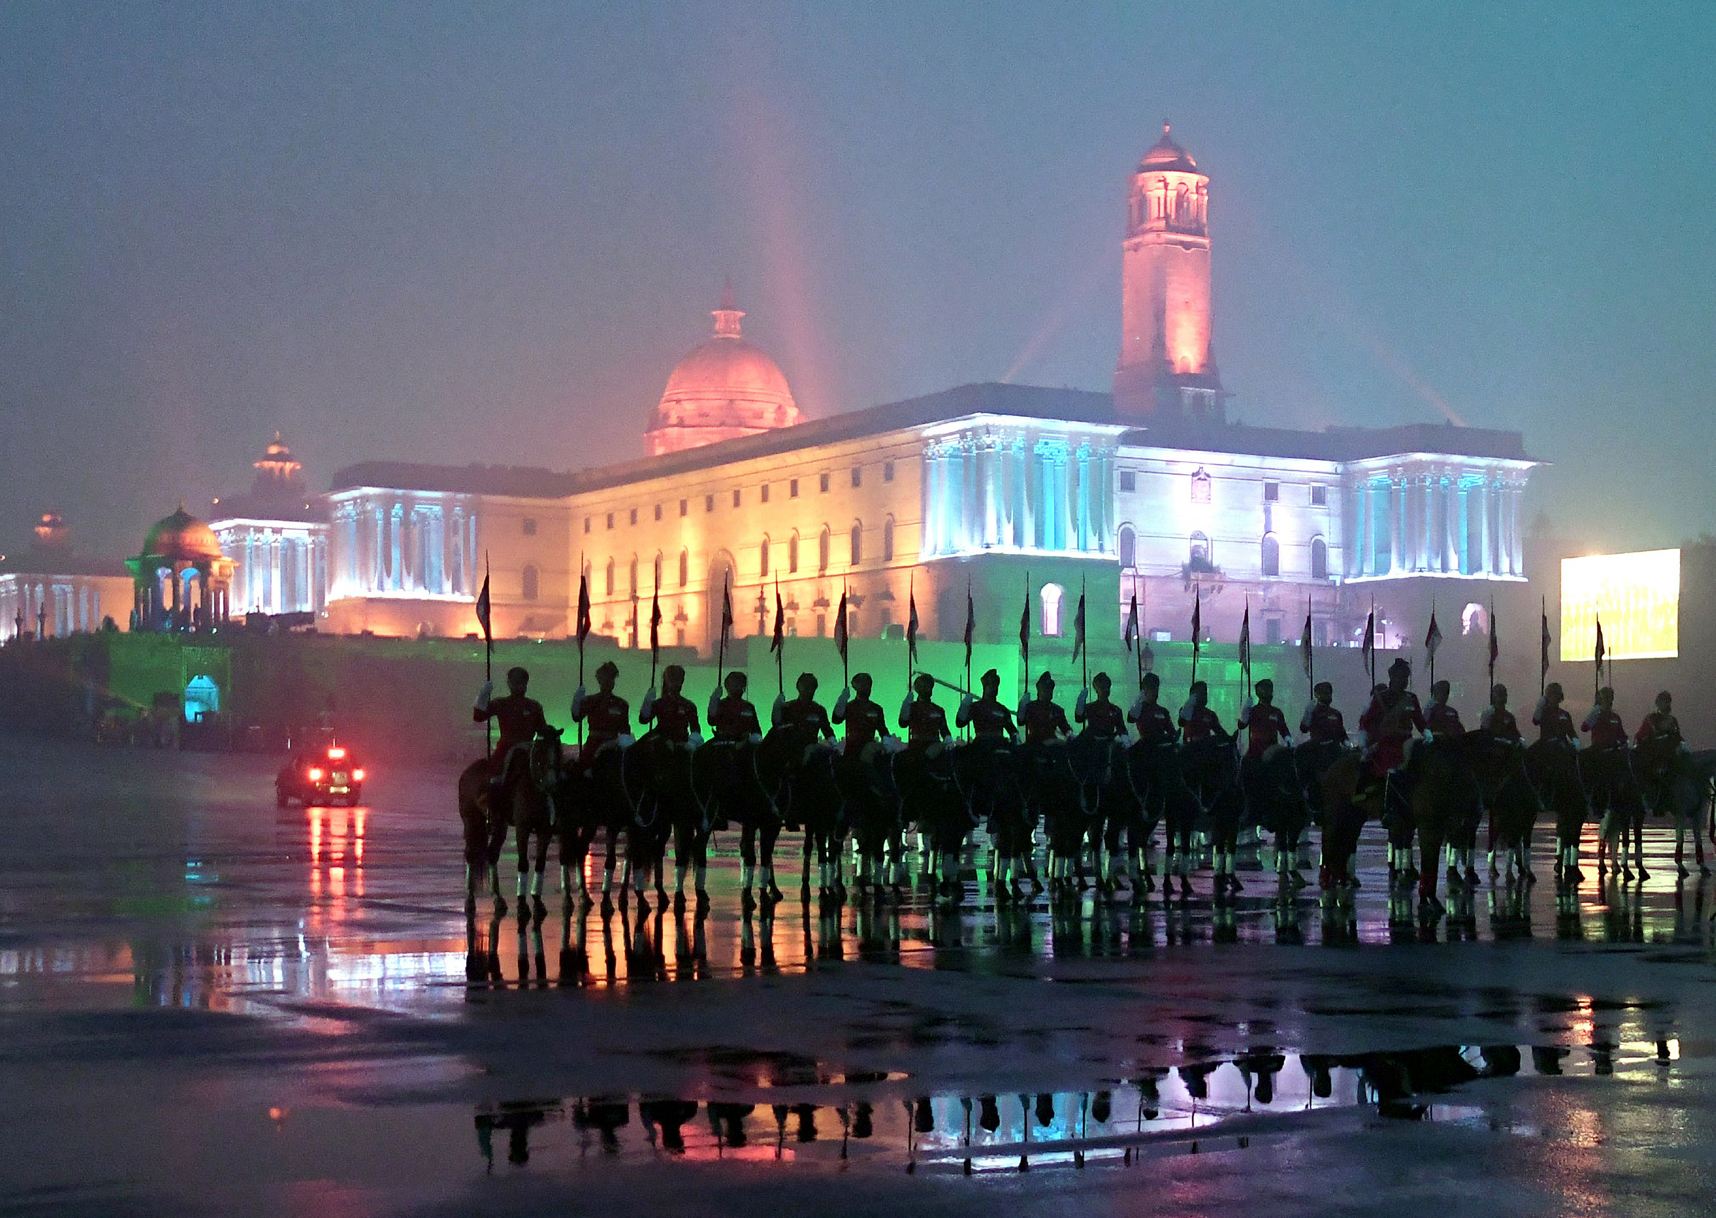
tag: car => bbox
[276,743,366,807]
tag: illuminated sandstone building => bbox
[210,434,329,621]
[308,128,1536,655]
[0,512,131,640]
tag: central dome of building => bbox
[1138,122,1198,173]
[645,286,802,457]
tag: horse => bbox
[1582,745,1647,879]
[506,731,563,915]
[1317,751,1375,890]
[1021,739,1086,898]
[1650,747,1716,878]
[457,756,509,911]
[694,733,787,904]
[1132,740,1192,895]
[1069,734,1141,893]
[1468,737,1538,884]
[961,737,1035,900]
[1400,734,1482,908]
[836,742,905,893]
[1292,739,1353,883]
[897,742,974,901]
[566,739,640,907]
[777,738,847,903]
[1181,734,1243,894]
[1243,742,1311,888]
[1525,739,1589,882]
[625,732,702,907]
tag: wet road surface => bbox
[3,733,1716,1216]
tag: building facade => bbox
[210,435,329,620]
[311,128,1537,657]
[0,513,131,640]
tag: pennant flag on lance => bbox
[833,588,849,662]
[1070,588,1086,665]
[576,571,591,643]
[1124,593,1138,652]
[1300,608,1314,681]
[1362,606,1376,684]
[475,571,492,645]
[963,585,975,673]
[907,581,920,667]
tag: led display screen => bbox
[1560,549,1680,661]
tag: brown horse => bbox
[458,757,508,913]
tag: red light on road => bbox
[308,767,324,781]
[353,769,366,781]
[328,746,346,760]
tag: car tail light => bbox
[353,769,366,781]
[327,746,346,760]
[308,767,324,781]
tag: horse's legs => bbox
[761,823,783,899]
[739,824,757,895]
[1634,812,1649,880]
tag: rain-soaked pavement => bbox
[5,733,1716,1216]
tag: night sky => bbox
[3,3,1712,559]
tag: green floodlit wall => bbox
[0,627,1398,764]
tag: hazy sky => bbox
[3,2,1712,559]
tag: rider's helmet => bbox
[1036,671,1055,694]
[1545,681,1564,703]
[1597,686,1615,708]
[852,672,873,696]
[506,667,529,693]
[980,668,1000,693]
[1255,678,1274,700]
[1491,683,1509,704]
[1388,657,1411,686]
[662,663,685,691]
[595,660,620,686]
[1656,690,1673,712]
[1142,671,1160,692]
[913,672,935,698]
[1092,672,1111,694]
[724,670,748,695]
[1431,679,1451,702]
[797,672,818,697]
[1313,680,1333,702]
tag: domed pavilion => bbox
[643,285,802,457]
[127,505,236,632]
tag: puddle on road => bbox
[463,1042,1679,1175]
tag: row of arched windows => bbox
[1116,525,1329,581]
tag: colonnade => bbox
[922,430,1115,558]
[1346,470,1524,580]
[331,495,478,599]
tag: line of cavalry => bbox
[457,655,1716,924]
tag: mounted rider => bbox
[1478,683,1522,742]
[1075,672,1129,741]
[833,672,892,759]
[1358,658,1425,781]
[1299,682,1348,746]
[1425,680,1465,740]
[900,672,952,753]
[571,660,631,768]
[1580,685,1630,823]
[1581,686,1627,751]
[1021,671,1073,744]
[709,670,763,743]
[1177,680,1229,745]
[638,663,701,745]
[1130,671,1178,745]
[1637,690,1683,750]
[1532,681,1577,746]
[473,666,551,802]
[958,668,1018,742]
[1239,678,1299,883]
[775,672,836,755]
[1634,690,1686,812]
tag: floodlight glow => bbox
[1560,549,1679,661]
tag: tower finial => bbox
[712,280,744,339]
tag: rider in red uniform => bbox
[1299,682,1348,745]
[1636,690,1683,747]
[1075,672,1129,741]
[1021,672,1073,744]
[1478,684,1521,741]
[833,672,891,758]
[1358,659,1425,778]
[571,660,631,766]
[473,666,550,769]
[1129,672,1179,745]
[1533,682,1577,745]
[1178,680,1228,745]
[638,663,700,744]
[900,672,951,752]
[1237,679,1290,759]
[776,672,835,751]
[1581,686,1627,751]
[1424,680,1465,740]
[709,671,762,742]
[958,668,1019,742]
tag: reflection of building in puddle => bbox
[465,1044,1666,1174]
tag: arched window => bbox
[1117,525,1136,570]
[521,564,539,602]
[818,526,831,572]
[1261,533,1280,578]
[678,549,689,588]
[759,536,770,578]
[788,531,799,574]
[850,521,863,566]
[1040,583,1065,637]
[1191,469,1212,504]
[628,555,638,594]
[882,516,895,562]
[1311,536,1329,581]
[604,559,615,596]
[1189,532,1213,571]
